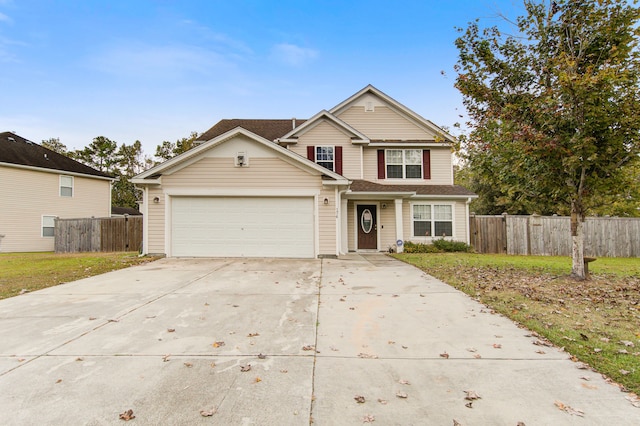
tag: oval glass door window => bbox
[361,209,373,233]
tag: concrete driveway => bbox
[0,254,637,425]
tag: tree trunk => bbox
[570,203,586,280]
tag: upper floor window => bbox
[60,175,73,197]
[307,145,343,175]
[386,149,422,179]
[316,146,334,171]
[412,204,453,237]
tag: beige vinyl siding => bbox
[318,188,336,255]
[0,166,111,252]
[362,147,453,185]
[379,203,396,251]
[146,187,165,254]
[163,158,320,189]
[291,120,361,179]
[337,106,435,140]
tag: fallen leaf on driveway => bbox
[362,414,375,423]
[184,362,193,368]
[399,379,410,385]
[302,345,315,351]
[473,354,482,359]
[466,347,477,353]
[440,352,450,359]
[625,394,640,408]
[212,341,225,348]
[453,420,462,426]
[465,402,473,408]
[554,400,584,416]
[493,343,502,349]
[258,353,267,359]
[254,377,261,383]
[396,391,408,398]
[354,395,365,403]
[162,354,170,362]
[200,408,217,417]
[535,350,546,355]
[75,357,83,362]
[248,333,259,337]
[240,365,251,372]
[378,398,387,405]
[167,328,175,333]
[55,379,62,384]
[357,353,378,359]
[89,317,97,321]
[119,409,135,421]
[464,390,481,401]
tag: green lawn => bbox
[394,252,640,396]
[0,252,161,299]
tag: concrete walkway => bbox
[0,254,637,425]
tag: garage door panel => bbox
[171,197,315,258]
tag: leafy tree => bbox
[154,131,200,163]
[41,137,67,155]
[454,0,640,279]
[71,136,118,173]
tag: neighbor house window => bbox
[386,149,422,179]
[316,146,334,171]
[412,204,453,237]
[60,175,73,197]
[42,215,56,237]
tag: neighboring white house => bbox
[132,85,477,258]
[0,132,113,252]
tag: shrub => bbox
[432,238,472,253]
[402,241,442,253]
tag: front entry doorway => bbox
[357,204,377,250]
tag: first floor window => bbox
[412,204,453,237]
[42,215,56,237]
[60,175,73,197]
[316,146,334,171]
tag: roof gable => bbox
[133,127,349,184]
[329,85,456,143]
[0,132,113,179]
[277,110,369,144]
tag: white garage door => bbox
[171,196,315,258]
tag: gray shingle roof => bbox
[350,180,476,196]
[0,132,113,178]
[197,119,307,142]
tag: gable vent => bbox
[365,101,374,112]
[235,151,248,167]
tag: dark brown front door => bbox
[357,205,377,250]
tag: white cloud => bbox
[271,43,318,67]
[0,12,11,23]
[86,42,233,79]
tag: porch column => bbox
[340,198,348,254]
[394,198,404,253]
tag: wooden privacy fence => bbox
[54,216,143,253]
[470,214,640,258]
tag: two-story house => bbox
[132,85,476,258]
[0,132,113,252]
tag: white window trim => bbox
[385,149,422,179]
[410,202,455,241]
[60,175,74,197]
[42,215,57,238]
[316,145,335,172]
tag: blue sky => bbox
[0,0,523,157]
